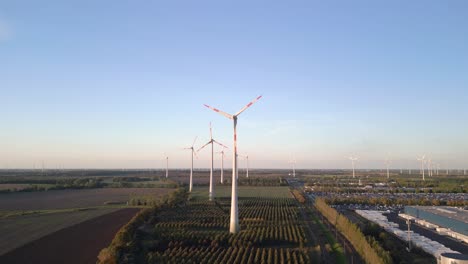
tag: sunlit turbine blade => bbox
[197,141,212,152]
[204,104,233,119]
[213,140,228,149]
[191,136,198,148]
[235,95,263,116]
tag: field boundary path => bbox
[0,208,140,264]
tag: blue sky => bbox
[1,1,467,169]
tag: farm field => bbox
[0,207,120,255]
[0,186,176,259]
[0,187,173,211]
[100,187,315,264]
[0,208,140,264]
[190,185,292,199]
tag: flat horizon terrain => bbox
[0,188,172,211]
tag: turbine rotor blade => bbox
[197,141,212,152]
[204,104,233,119]
[213,140,228,149]
[191,136,198,148]
[235,95,263,116]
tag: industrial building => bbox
[356,210,464,263]
[403,206,468,244]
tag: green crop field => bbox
[100,187,313,264]
[0,207,119,255]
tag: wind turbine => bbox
[204,95,262,234]
[417,155,426,181]
[385,158,391,179]
[163,153,169,178]
[183,136,198,192]
[349,156,359,178]
[238,154,249,178]
[198,123,228,201]
[427,158,433,177]
[289,157,297,178]
[216,146,228,184]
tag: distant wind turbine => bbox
[163,153,169,178]
[417,155,426,181]
[385,157,391,179]
[427,158,433,177]
[289,157,297,178]
[204,95,262,234]
[239,154,249,178]
[349,156,359,178]
[183,136,198,192]
[198,123,228,201]
[216,146,228,184]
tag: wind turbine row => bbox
[204,95,263,234]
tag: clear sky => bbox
[1,1,467,169]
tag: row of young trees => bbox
[99,189,310,264]
[315,198,392,264]
[146,197,308,263]
[217,177,288,186]
[153,197,307,247]
[148,246,308,264]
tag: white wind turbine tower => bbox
[427,158,433,177]
[385,157,391,179]
[198,123,228,201]
[238,154,249,178]
[204,95,262,234]
[289,157,297,178]
[417,155,426,181]
[349,156,359,178]
[216,146,228,184]
[183,136,198,192]
[165,154,169,178]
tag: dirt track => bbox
[0,208,140,264]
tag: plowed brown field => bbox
[0,208,140,264]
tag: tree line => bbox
[315,198,392,264]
